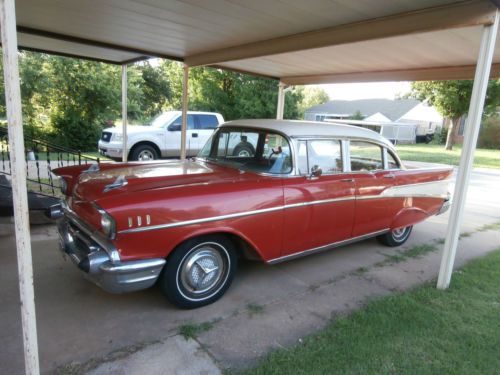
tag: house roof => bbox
[13,0,500,83]
[305,99,422,121]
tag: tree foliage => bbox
[410,80,500,150]
[0,52,318,151]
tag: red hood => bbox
[73,159,242,203]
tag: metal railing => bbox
[0,126,100,197]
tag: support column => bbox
[180,64,189,160]
[276,82,285,120]
[437,9,499,290]
[0,0,40,374]
[121,64,128,162]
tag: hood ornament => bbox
[104,175,128,193]
[83,163,100,173]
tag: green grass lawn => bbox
[241,249,500,375]
[396,144,500,169]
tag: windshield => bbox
[149,112,179,128]
[198,127,292,174]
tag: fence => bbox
[0,126,100,197]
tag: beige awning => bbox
[11,0,500,82]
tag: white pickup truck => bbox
[98,111,224,161]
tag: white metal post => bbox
[180,64,189,160]
[0,0,40,374]
[437,9,499,290]
[121,64,128,162]
[122,64,128,162]
[276,82,285,120]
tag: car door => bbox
[281,139,356,256]
[349,140,401,237]
[165,114,196,157]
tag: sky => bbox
[314,82,412,101]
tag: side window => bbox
[170,115,195,130]
[307,140,343,175]
[350,141,383,171]
[197,115,219,130]
[386,150,400,169]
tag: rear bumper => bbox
[437,198,451,215]
[56,203,165,293]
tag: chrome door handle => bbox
[340,178,354,182]
[383,174,395,179]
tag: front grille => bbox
[101,131,112,142]
[68,221,100,256]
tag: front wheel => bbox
[130,144,159,161]
[160,235,237,309]
[377,226,413,247]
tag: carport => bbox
[1,0,499,373]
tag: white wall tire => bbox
[377,226,413,247]
[160,235,237,309]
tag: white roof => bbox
[220,119,394,148]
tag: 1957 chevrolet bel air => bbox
[49,120,452,308]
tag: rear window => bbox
[350,141,383,171]
[197,115,219,129]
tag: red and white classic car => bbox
[50,120,452,308]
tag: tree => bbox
[295,86,329,118]
[350,110,364,120]
[410,80,500,150]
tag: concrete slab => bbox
[86,335,221,375]
[1,166,500,374]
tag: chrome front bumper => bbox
[56,204,165,293]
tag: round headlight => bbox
[100,214,115,238]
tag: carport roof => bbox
[9,0,500,83]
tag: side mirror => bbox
[168,123,181,131]
[309,165,322,179]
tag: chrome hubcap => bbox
[238,149,251,157]
[180,246,225,295]
[138,150,154,160]
[392,227,408,241]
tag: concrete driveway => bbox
[1,164,500,374]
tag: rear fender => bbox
[390,207,428,230]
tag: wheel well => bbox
[169,232,264,262]
[129,141,161,159]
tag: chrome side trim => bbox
[119,196,356,234]
[118,180,450,235]
[266,229,390,265]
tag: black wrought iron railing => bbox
[0,126,100,197]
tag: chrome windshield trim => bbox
[266,229,390,265]
[118,196,356,234]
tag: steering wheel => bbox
[267,146,282,166]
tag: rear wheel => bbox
[130,144,159,161]
[377,226,413,247]
[160,235,237,309]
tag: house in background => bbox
[304,99,444,142]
